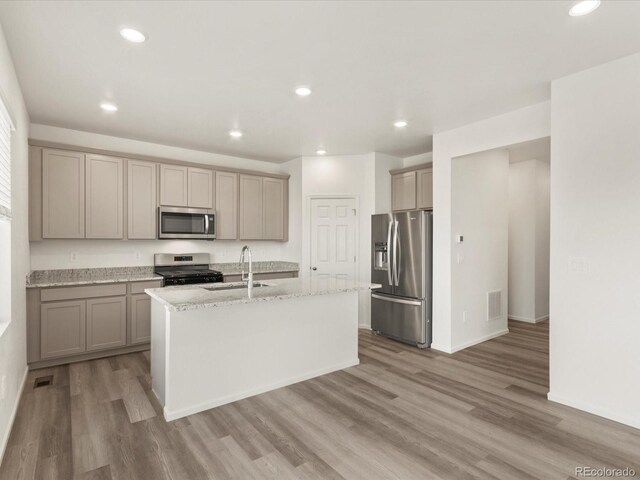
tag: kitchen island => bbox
[145,276,378,421]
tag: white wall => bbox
[28,124,301,269]
[374,152,403,214]
[549,52,640,429]
[299,154,376,327]
[403,151,432,168]
[534,160,550,319]
[451,149,509,352]
[508,160,536,321]
[508,158,550,322]
[431,101,550,353]
[0,24,30,462]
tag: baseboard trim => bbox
[358,324,371,330]
[0,366,29,464]
[449,329,509,353]
[509,315,549,324]
[547,391,640,430]
[163,358,360,421]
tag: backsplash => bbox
[29,239,299,270]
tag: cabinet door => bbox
[86,154,124,239]
[129,294,151,345]
[215,171,238,240]
[128,160,157,239]
[416,168,433,209]
[392,171,417,211]
[160,164,188,206]
[263,177,286,240]
[41,300,86,359]
[42,149,85,238]
[239,174,264,240]
[187,167,214,209]
[86,296,127,351]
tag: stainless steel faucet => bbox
[240,245,253,287]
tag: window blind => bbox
[0,98,11,219]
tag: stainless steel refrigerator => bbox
[371,210,432,348]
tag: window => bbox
[0,95,13,336]
[0,96,10,219]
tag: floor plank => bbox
[1,320,638,479]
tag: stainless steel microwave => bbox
[158,206,215,240]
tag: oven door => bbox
[158,207,215,239]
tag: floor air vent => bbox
[33,375,53,389]
[487,290,502,321]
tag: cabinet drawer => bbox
[129,280,163,294]
[41,283,127,302]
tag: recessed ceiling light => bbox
[229,130,243,138]
[120,28,147,43]
[295,87,312,97]
[316,149,327,155]
[394,120,408,128]
[569,0,601,16]
[100,102,118,112]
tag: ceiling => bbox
[1,1,640,163]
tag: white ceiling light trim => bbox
[120,28,147,43]
[316,149,327,155]
[569,0,601,16]
[100,102,118,112]
[394,120,408,128]
[229,129,243,138]
[295,86,312,97]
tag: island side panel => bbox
[164,291,359,420]
[150,300,169,406]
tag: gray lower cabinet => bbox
[86,296,127,351]
[41,300,86,359]
[129,294,151,344]
[29,279,162,367]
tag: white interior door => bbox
[310,197,357,279]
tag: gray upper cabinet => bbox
[86,154,124,239]
[160,164,188,207]
[416,168,433,210]
[187,167,214,209]
[392,171,417,211]
[263,177,286,240]
[239,174,263,240]
[42,149,85,238]
[31,143,288,242]
[215,171,238,240]
[86,296,127,351]
[390,165,433,212]
[127,160,157,240]
[41,300,86,359]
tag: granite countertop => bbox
[212,261,299,275]
[26,267,163,288]
[25,261,300,288]
[145,276,380,312]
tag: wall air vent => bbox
[487,290,502,321]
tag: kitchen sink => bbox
[202,282,270,291]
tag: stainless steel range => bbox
[154,253,224,286]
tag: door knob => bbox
[312,267,317,271]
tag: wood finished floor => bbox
[2,320,639,479]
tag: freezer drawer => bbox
[371,292,430,348]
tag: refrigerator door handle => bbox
[395,220,401,286]
[393,220,400,286]
[386,220,393,286]
[371,292,422,306]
